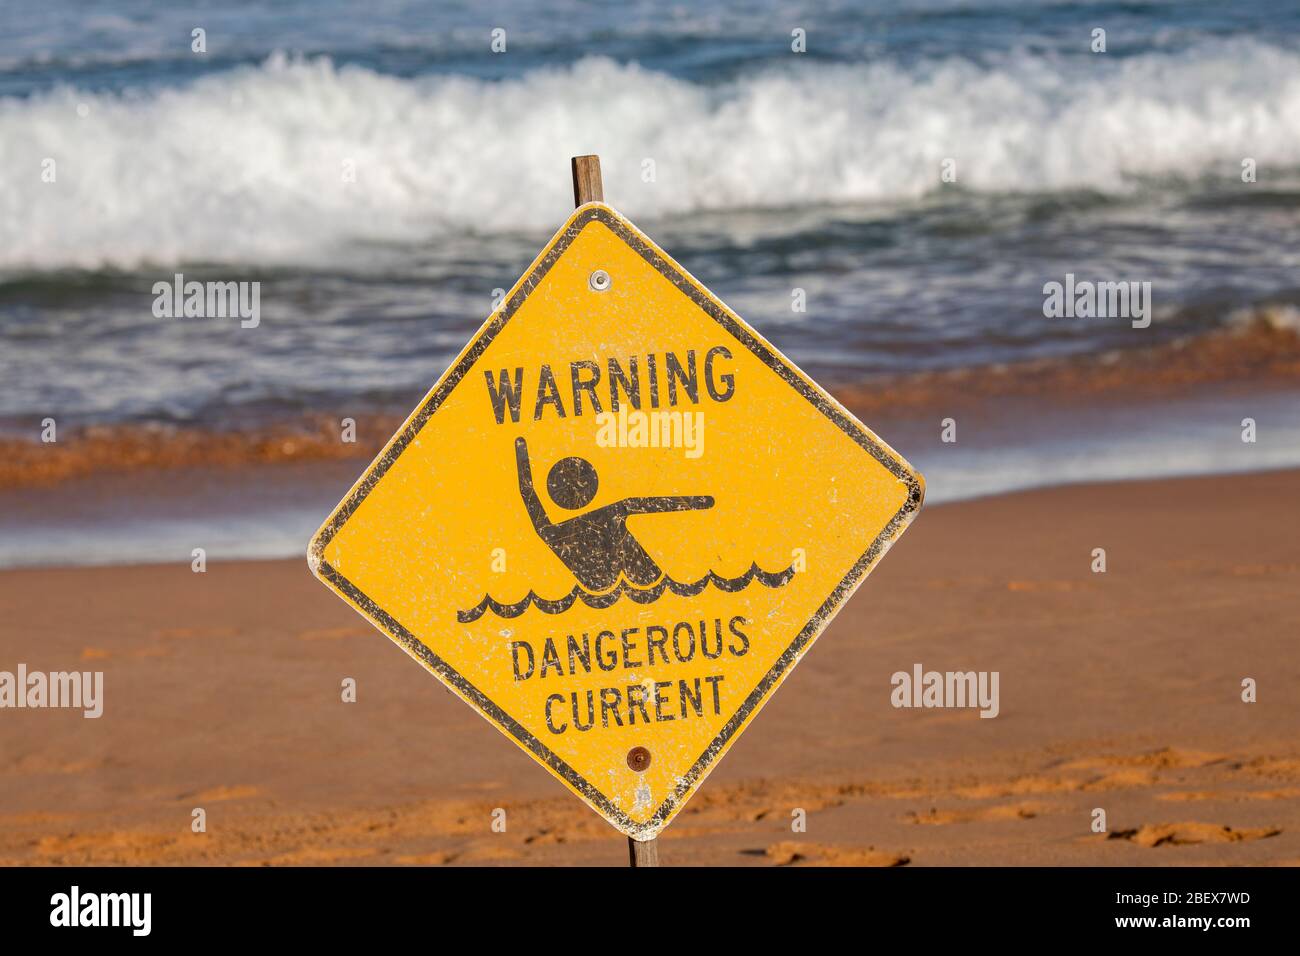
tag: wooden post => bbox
[570,153,658,868]
[571,154,604,205]
[628,836,659,867]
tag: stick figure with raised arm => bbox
[514,437,714,592]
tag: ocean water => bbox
[1,0,1298,432]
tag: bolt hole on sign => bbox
[308,200,924,841]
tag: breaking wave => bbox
[456,562,796,623]
[3,39,1300,270]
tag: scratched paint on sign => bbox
[308,203,924,839]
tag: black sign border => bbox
[309,204,924,838]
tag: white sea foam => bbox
[2,41,1299,270]
[1228,303,1300,334]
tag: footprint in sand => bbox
[763,841,909,867]
[394,850,460,866]
[1107,822,1281,848]
[1062,747,1228,771]
[1158,787,1300,802]
[949,747,1232,800]
[260,846,377,865]
[523,827,569,846]
[906,803,1042,825]
[1234,755,1300,778]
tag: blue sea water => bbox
[0,1,1299,568]
[0,0,1298,430]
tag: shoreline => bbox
[3,375,1298,570]
[5,459,1300,573]
[3,467,1296,865]
[2,307,1297,494]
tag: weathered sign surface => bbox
[309,202,924,839]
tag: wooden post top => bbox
[571,155,604,205]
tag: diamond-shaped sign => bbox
[309,203,923,839]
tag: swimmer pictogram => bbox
[455,438,794,622]
[517,437,714,590]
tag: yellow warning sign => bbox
[308,203,924,839]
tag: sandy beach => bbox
[2,0,1298,880]
[2,466,1295,867]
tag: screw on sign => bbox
[307,155,924,866]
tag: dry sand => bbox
[1,468,1297,866]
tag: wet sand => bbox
[4,308,1298,493]
[1,467,1296,866]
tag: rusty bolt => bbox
[626,746,651,772]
